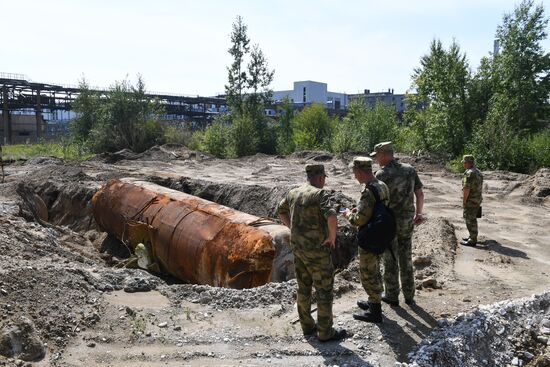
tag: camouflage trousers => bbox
[383,216,415,302]
[463,205,479,242]
[359,248,382,303]
[294,249,334,339]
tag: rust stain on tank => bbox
[91,179,281,289]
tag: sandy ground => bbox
[1,147,549,366]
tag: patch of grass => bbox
[2,141,93,161]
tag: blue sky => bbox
[3,0,549,96]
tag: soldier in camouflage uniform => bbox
[461,155,483,246]
[344,157,390,323]
[371,142,424,307]
[278,164,347,342]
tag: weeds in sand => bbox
[184,307,192,321]
[132,315,147,334]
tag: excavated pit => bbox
[15,172,358,289]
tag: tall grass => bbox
[2,141,92,161]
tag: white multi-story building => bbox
[272,81,348,111]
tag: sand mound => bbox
[523,168,550,199]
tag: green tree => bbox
[81,76,165,153]
[225,16,275,155]
[408,39,471,157]
[227,114,258,157]
[467,0,550,172]
[246,44,275,123]
[361,102,398,151]
[225,15,250,117]
[491,0,550,131]
[276,96,295,154]
[292,103,334,151]
[247,45,275,154]
[331,100,365,153]
[333,100,398,153]
[468,99,530,172]
[468,56,494,126]
[528,130,550,168]
[71,77,99,142]
[201,115,229,158]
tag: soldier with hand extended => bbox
[278,164,347,342]
[343,157,389,323]
[371,141,424,307]
[461,155,483,246]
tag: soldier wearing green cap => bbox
[343,157,389,323]
[461,155,483,246]
[277,164,347,342]
[371,141,424,307]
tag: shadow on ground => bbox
[307,337,374,366]
[478,239,529,259]
[377,303,439,362]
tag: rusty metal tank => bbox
[91,179,293,289]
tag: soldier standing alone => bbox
[461,155,483,246]
[278,164,347,342]
[344,157,389,323]
[371,142,424,307]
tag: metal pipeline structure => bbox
[91,179,293,289]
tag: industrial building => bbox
[271,81,348,111]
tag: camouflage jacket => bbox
[348,180,390,228]
[463,167,483,207]
[278,183,337,252]
[375,159,423,219]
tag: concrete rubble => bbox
[402,292,550,367]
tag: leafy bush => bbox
[163,126,192,146]
[331,101,398,153]
[227,114,258,157]
[275,97,295,155]
[467,115,531,172]
[256,119,278,155]
[446,156,465,173]
[331,119,358,153]
[528,130,550,168]
[360,102,398,151]
[394,125,423,154]
[202,120,229,158]
[71,79,99,142]
[72,76,165,153]
[331,101,364,153]
[292,103,334,151]
[187,129,205,151]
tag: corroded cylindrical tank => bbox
[92,179,293,289]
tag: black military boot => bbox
[460,239,477,246]
[356,299,370,310]
[353,302,382,323]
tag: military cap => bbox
[461,154,475,163]
[305,164,327,178]
[348,156,372,171]
[370,141,394,157]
